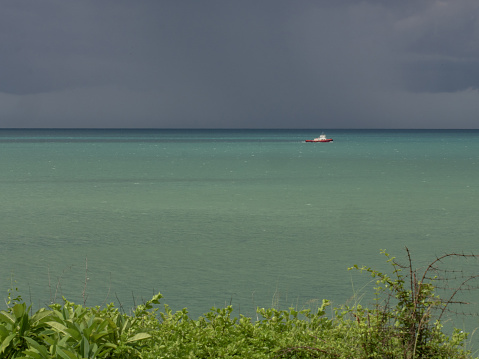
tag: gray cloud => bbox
[1,0,478,128]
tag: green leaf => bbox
[46,321,82,341]
[64,328,82,342]
[56,346,80,359]
[24,336,50,358]
[12,303,26,319]
[30,310,53,326]
[46,321,69,333]
[0,324,10,339]
[102,342,117,350]
[21,349,45,359]
[95,317,111,334]
[91,332,109,342]
[80,337,90,357]
[127,332,151,343]
[0,333,16,354]
[0,311,15,325]
[58,335,71,348]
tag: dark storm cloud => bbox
[1,0,478,128]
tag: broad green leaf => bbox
[91,332,109,342]
[104,317,117,330]
[21,348,45,359]
[58,335,71,347]
[12,303,26,319]
[46,321,83,341]
[0,311,15,325]
[19,313,31,336]
[51,310,65,321]
[102,342,117,349]
[24,336,50,358]
[121,318,131,333]
[89,342,99,356]
[82,325,92,339]
[80,337,90,357]
[0,324,10,338]
[0,333,16,354]
[56,346,80,359]
[96,317,111,333]
[64,320,82,333]
[46,321,69,333]
[31,310,53,326]
[127,332,151,343]
[64,328,82,341]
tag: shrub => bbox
[1,250,476,358]
[346,248,475,359]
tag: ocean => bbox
[1,129,478,334]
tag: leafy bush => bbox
[0,250,476,358]
[0,295,156,358]
[345,248,476,359]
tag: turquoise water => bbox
[1,129,478,331]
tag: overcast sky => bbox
[1,1,478,128]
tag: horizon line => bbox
[1,127,478,131]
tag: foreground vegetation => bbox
[1,250,477,358]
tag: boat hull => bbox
[305,139,333,142]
